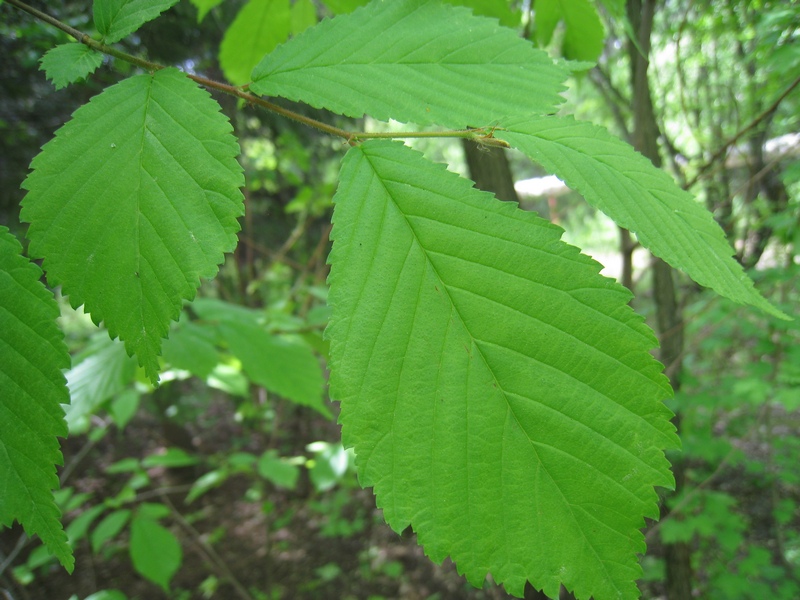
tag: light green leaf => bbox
[186,469,228,503]
[191,297,328,414]
[219,320,329,416]
[327,140,678,599]
[251,0,567,129]
[257,450,299,489]
[94,0,180,43]
[447,0,519,28]
[189,0,224,22]
[129,514,182,590]
[0,226,72,572]
[91,509,131,553]
[66,504,106,545]
[84,590,128,600]
[219,0,291,85]
[109,389,140,429]
[320,0,368,13]
[21,68,245,382]
[65,335,137,433]
[161,319,220,379]
[291,0,317,35]
[141,448,199,468]
[534,0,605,62]
[496,116,788,319]
[40,43,103,90]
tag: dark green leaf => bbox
[0,226,72,571]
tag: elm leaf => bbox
[251,0,567,128]
[94,0,180,43]
[39,43,103,90]
[496,116,787,319]
[327,140,679,599]
[0,226,72,571]
[21,68,244,383]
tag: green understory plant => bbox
[0,0,791,598]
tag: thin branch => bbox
[5,0,509,148]
[162,495,257,600]
[685,73,800,189]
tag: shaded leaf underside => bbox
[251,0,566,129]
[21,68,244,382]
[327,141,679,600]
[0,227,72,571]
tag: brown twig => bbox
[5,0,509,148]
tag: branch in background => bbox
[589,66,632,140]
[685,73,800,190]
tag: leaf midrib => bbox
[359,146,624,593]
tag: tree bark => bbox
[626,0,692,598]
[462,140,521,203]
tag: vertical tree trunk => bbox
[625,1,692,598]
[462,140,521,203]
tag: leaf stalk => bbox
[5,0,509,149]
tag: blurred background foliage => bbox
[0,0,798,599]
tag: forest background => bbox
[0,0,799,599]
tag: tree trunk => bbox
[462,140,521,203]
[626,0,692,598]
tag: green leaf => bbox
[257,450,299,489]
[189,0,224,22]
[161,319,220,379]
[447,0,519,28]
[320,0,368,13]
[192,298,328,414]
[219,0,291,85]
[186,469,228,503]
[85,590,128,600]
[290,0,317,35]
[534,0,604,62]
[109,389,140,429]
[94,0,180,43]
[39,43,103,90]
[495,116,788,320]
[129,514,182,590]
[65,336,137,433]
[66,504,106,545]
[327,141,678,599]
[0,226,73,572]
[218,320,328,416]
[91,509,131,553]
[21,68,245,382]
[141,448,199,468]
[251,0,567,129]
